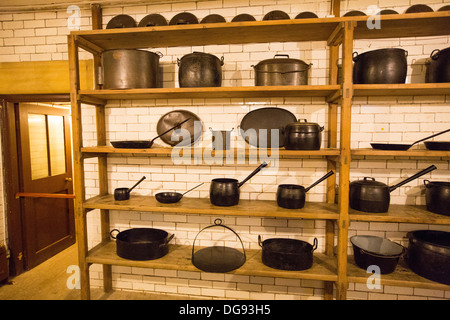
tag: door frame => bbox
[0,94,71,276]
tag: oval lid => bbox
[286,119,323,133]
[351,177,388,187]
[257,54,307,65]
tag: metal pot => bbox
[177,52,224,87]
[101,49,162,89]
[353,48,408,84]
[114,176,146,201]
[407,230,450,285]
[210,162,267,206]
[284,119,324,150]
[110,228,174,261]
[349,165,436,213]
[350,235,404,274]
[277,170,334,209]
[424,180,450,216]
[252,54,311,86]
[426,47,450,83]
[258,236,318,271]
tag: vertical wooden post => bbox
[336,20,355,300]
[68,34,90,300]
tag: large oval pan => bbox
[157,110,202,147]
[239,107,296,148]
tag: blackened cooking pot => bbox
[284,119,324,150]
[252,54,311,86]
[177,52,224,87]
[407,230,450,285]
[210,162,267,206]
[110,228,174,261]
[426,47,450,83]
[353,48,408,84]
[102,49,162,89]
[350,235,404,274]
[258,235,318,271]
[424,180,450,216]
[349,165,436,213]
[277,170,334,209]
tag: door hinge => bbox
[18,252,23,261]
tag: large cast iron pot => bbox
[177,52,224,87]
[102,49,162,89]
[407,230,450,285]
[110,228,174,261]
[252,54,311,86]
[349,165,436,213]
[424,180,450,216]
[353,48,408,84]
[426,47,450,83]
[258,236,318,271]
[284,119,324,150]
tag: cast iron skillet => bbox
[111,118,190,149]
[424,141,450,151]
[371,128,450,150]
[155,183,204,204]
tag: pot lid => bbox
[138,13,168,27]
[106,14,137,29]
[156,110,202,147]
[256,54,308,66]
[285,119,323,133]
[351,177,387,187]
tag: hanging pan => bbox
[192,219,246,273]
[155,183,204,204]
[371,128,450,150]
[111,118,190,149]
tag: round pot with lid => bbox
[424,180,450,216]
[352,48,408,84]
[284,119,324,150]
[101,49,162,89]
[177,52,224,87]
[252,54,311,86]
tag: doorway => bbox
[1,96,75,275]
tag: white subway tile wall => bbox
[1,0,450,300]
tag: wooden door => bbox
[17,103,75,269]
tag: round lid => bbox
[257,54,307,66]
[285,119,322,133]
[351,177,387,187]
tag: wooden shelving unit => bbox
[69,8,450,300]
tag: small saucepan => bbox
[277,170,334,209]
[114,176,146,201]
[155,183,204,204]
[210,162,268,206]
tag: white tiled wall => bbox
[1,0,450,300]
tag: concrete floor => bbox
[0,243,186,300]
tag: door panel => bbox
[18,103,75,269]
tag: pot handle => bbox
[159,233,175,247]
[352,52,359,62]
[423,179,431,187]
[311,237,318,252]
[430,49,440,60]
[110,229,120,239]
[191,218,246,264]
[220,56,225,66]
[154,51,164,58]
[363,177,375,181]
[258,235,263,247]
[274,54,290,59]
[177,57,181,66]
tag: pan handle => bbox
[110,229,120,239]
[237,162,268,188]
[388,165,437,192]
[304,170,334,193]
[127,176,146,193]
[311,237,318,252]
[159,233,175,247]
[411,128,450,146]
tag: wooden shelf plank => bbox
[81,145,341,158]
[71,12,450,50]
[79,85,340,100]
[83,195,340,220]
[353,83,450,97]
[349,205,450,225]
[351,148,450,158]
[87,241,338,282]
[347,257,450,291]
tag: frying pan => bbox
[111,118,190,149]
[114,176,146,201]
[424,141,450,151]
[371,128,450,150]
[155,183,204,204]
